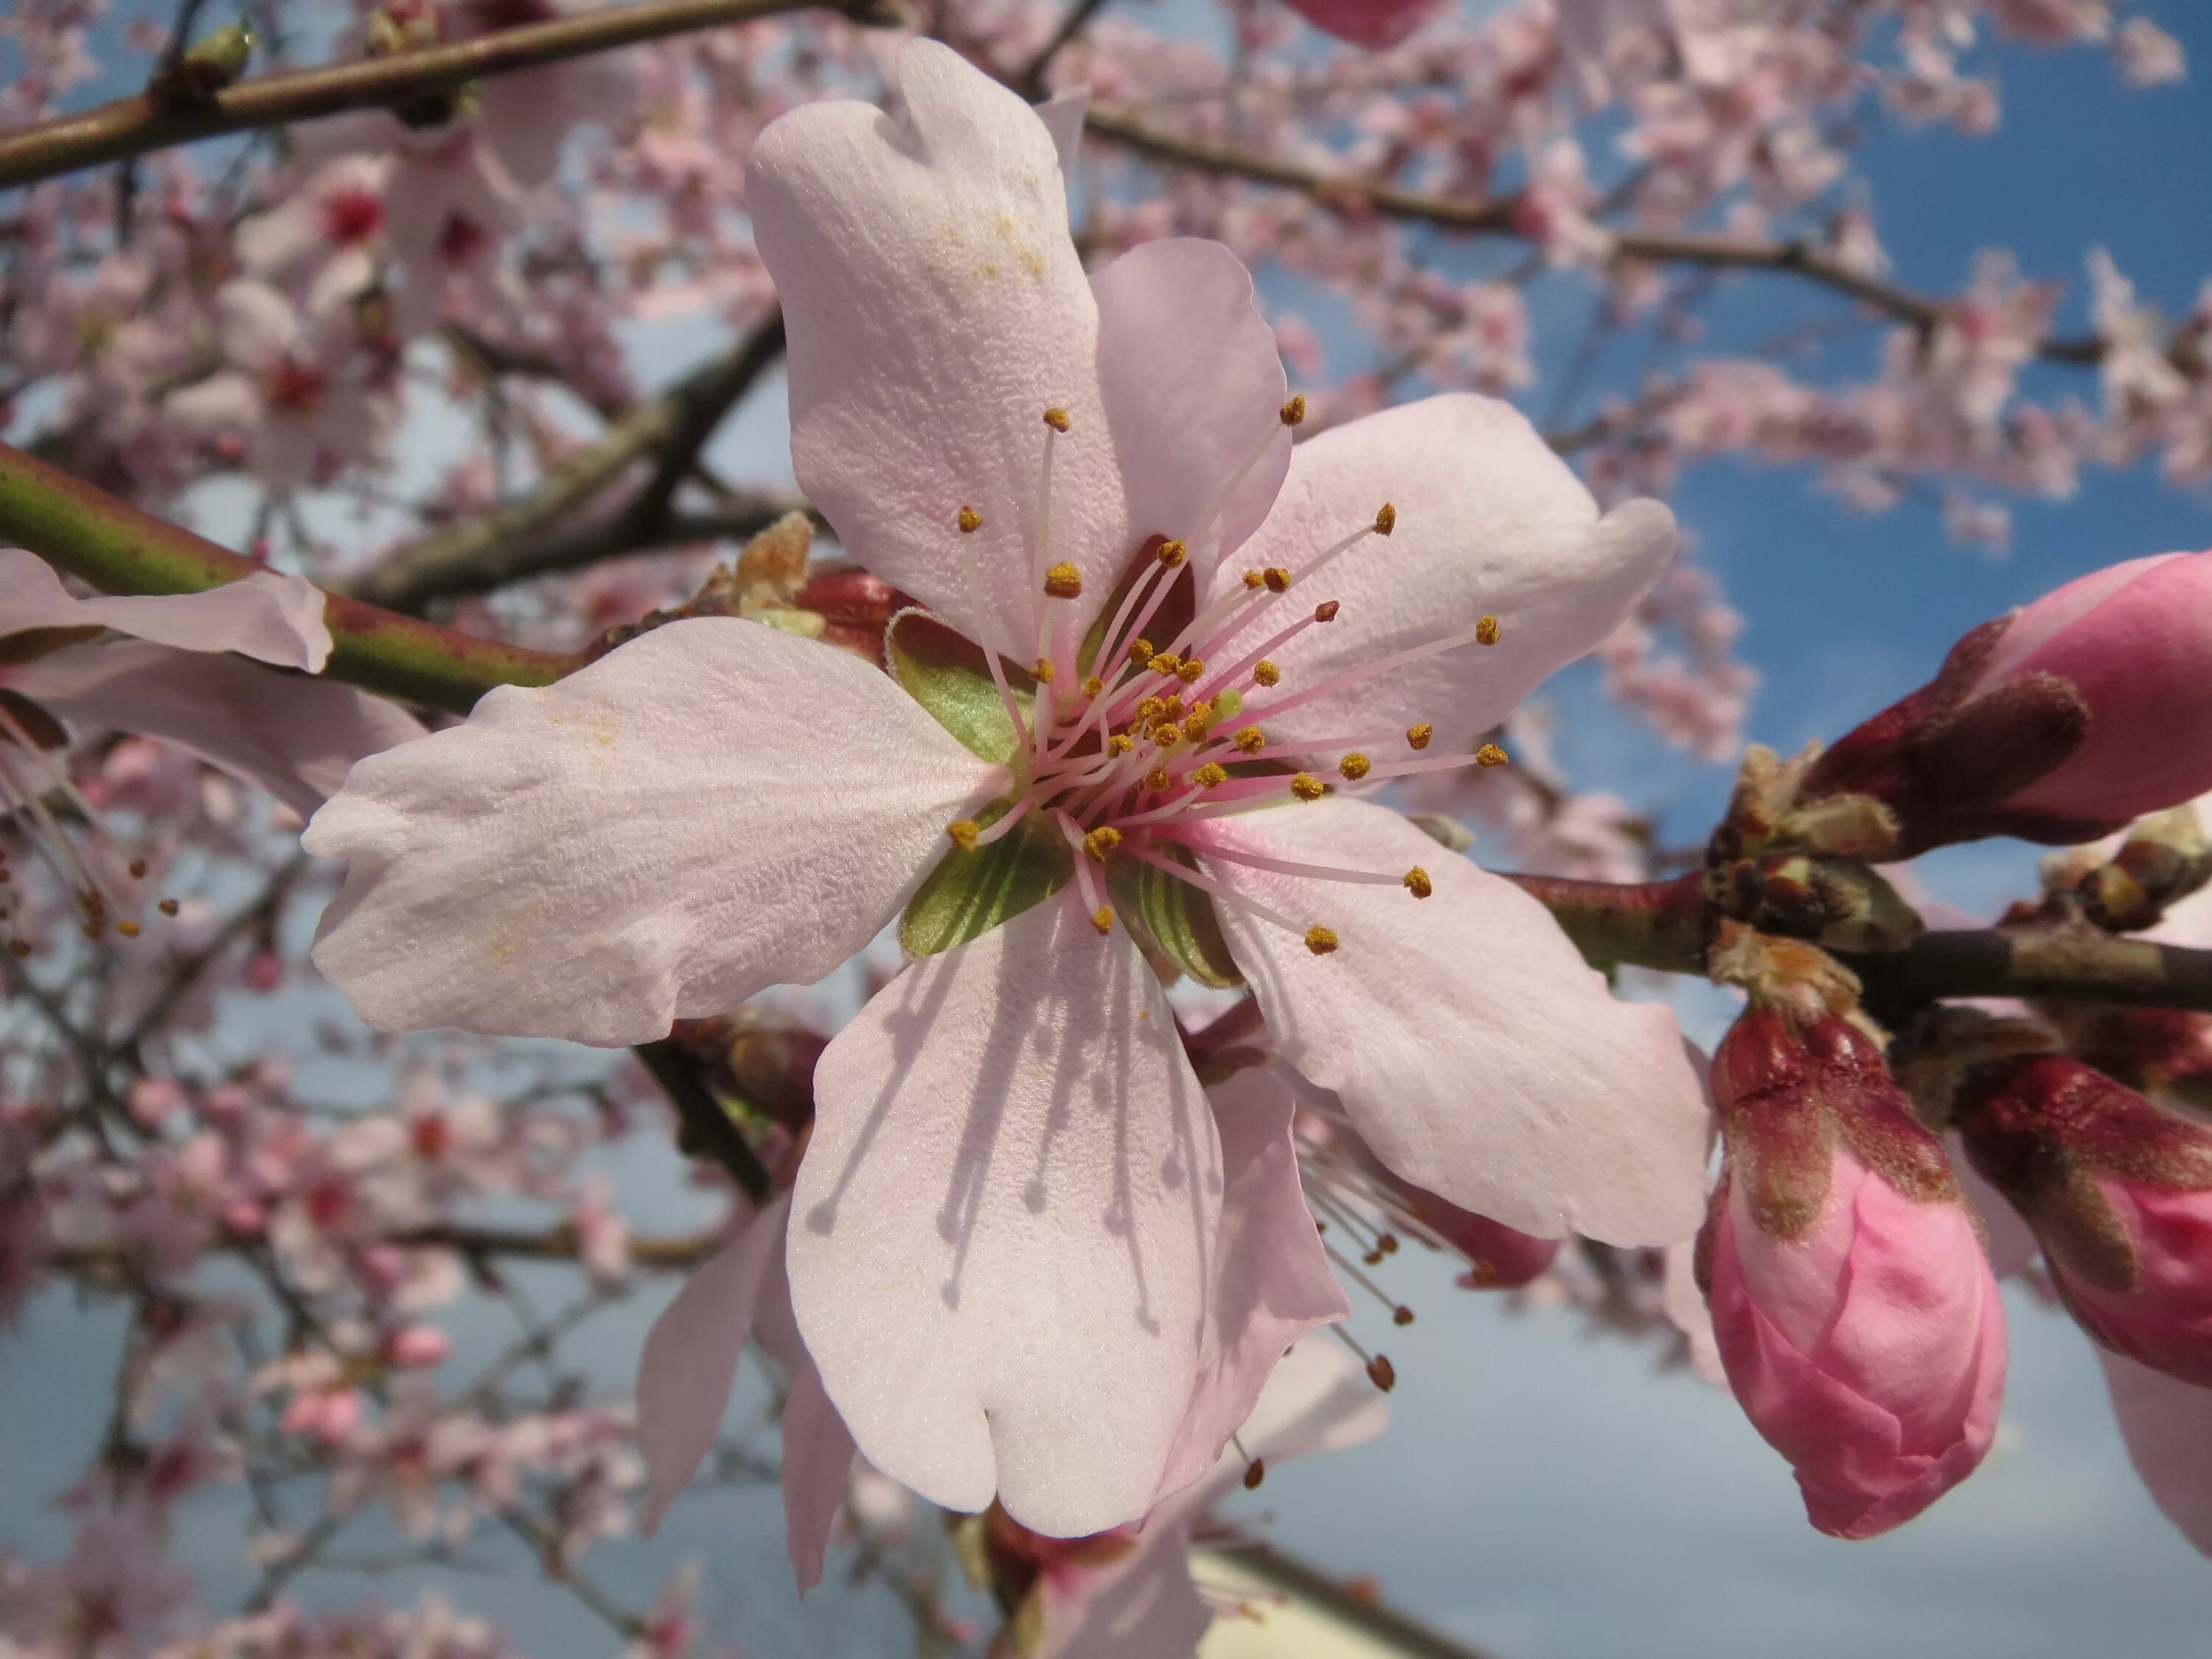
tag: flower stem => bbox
[0,440,578,714]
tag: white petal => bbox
[634,1198,787,1537]
[1203,394,1675,756]
[1034,87,1089,178]
[0,552,330,670]
[1199,799,1711,1245]
[212,279,301,373]
[18,640,421,818]
[303,619,1001,1044]
[791,894,1224,1536]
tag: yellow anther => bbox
[1032,657,1057,683]
[1091,905,1115,936]
[117,919,142,938]
[1156,538,1189,568]
[1475,614,1501,646]
[1374,502,1397,536]
[1176,657,1206,684]
[1044,561,1083,599]
[957,506,983,534]
[1234,726,1265,754]
[1315,600,1340,622]
[128,859,147,879]
[1242,568,1265,589]
[1148,652,1182,676]
[1144,766,1173,793]
[1263,567,1292,593]
[1254,661,1281,687]
[947,820,981,851]
[1043,407,1072,432]
[1290,772,1326,801]
[1404,866,1433,899]
[1476,743,1509,768]
[1406,723,1433,751]
[1181,709,1211,740]
[1194,762,1228,787]
[1280,394,1307,426]
[1150,723,1183,749]
[158,898,180,917]
[1108,733,1135,756]
[1082,675,1105,699]
[1136,696,1166,722]
[1161,695,1185,720]
[1339,752,1371,781]
[1084,826,1123,861]
[1304,925,1340,956]
[1128,636,1155,666]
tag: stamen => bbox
[1289,773,1326,801]
[1407,723,1433,750]
[947,820,979,851]
[1242,570,1265,590]
[1403,866,1433,899]
[1475,614,1500,645]
[1304,925,1339,955]
[1124,846,1308,937]
[1280,394,1307,427]
[1234,726,1265,754]
[1352,748,1511,783]
[1043,562,1082,600]
[1032,657,1057,684]
[1253,661,1280,686]
[958,506,983,534]
[1324,1323,1397,1392]
[1477,743,1509,767]
[1192,762,1228,787]
[1168,837,1402,888]
[966,796,1037,847]
[1263,567,1291,593]
[1091,905,1115,936]
[1082,826,1121,861]
[1374,502,1397,536]
[1321,1236,1415,1326]
[1338,753,1371,781]
[1237,617,1503,728]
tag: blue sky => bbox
[9,4,2212,1656]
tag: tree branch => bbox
[0,440,578,714]
[0,0,896,192]
[1079,105,2112,369]
[354,314,790,613]
[1500,871,2212,1014]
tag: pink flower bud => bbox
[1957,1054,2212,1386]
[385,1324,451,1370]
[1280,0,1446,49]
[1701,1007,2008,1538]
[1805,552,2212,853]
[1967,552,2212,821]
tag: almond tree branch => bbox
[0,439,578,713]
[355,313,793,613]
[0,0,898,192]
[1079,105,2113,369]
[1502,871,2212,1014]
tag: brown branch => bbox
[1080,105,2112,369]
[0,0,899,192]
[53,1222,723,1280]
[1500,872,2212,1014]
[354,313,790,613]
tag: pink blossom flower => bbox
[1701,1005,2008,1538]
[0,551,421,944]
[304,41,1711,1538]
[1956,1053,2212,1386]
[1023,1336,1388,1659]
[233,156,395,316]
[1279,0,1445,50]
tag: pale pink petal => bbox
[1034,88,1089,178]
[634,1197,788,1537]
[749,39,1125,653]
[0,551,330,670]
[18,641,422,818]
[233,197,322,274]
[792,894,1224,1536]
[1201,394,1675,757]
[779,1365,860,1592]
[748,1215,860,1593]
[479,74,577,189]
[2101,1348,2212,1557]
[1091,238,1292,574]
[1036,1528,1211,1659]
[302,619,1001,1045]
[212,279,300,373]
[1150,1065,1348,1506]
[1283,0,1447,49]
[1198,799,1711,1245]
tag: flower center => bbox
[944,401,1509,956]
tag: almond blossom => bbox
[302,38,1711,1539]
[0,551,420,948]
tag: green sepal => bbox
[1106,846,1244,989]
[886,608,1035,766]
[902,800,1072,957]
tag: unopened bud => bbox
[1956,1054,2212,1386]
[1700,1005,2005,1539]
